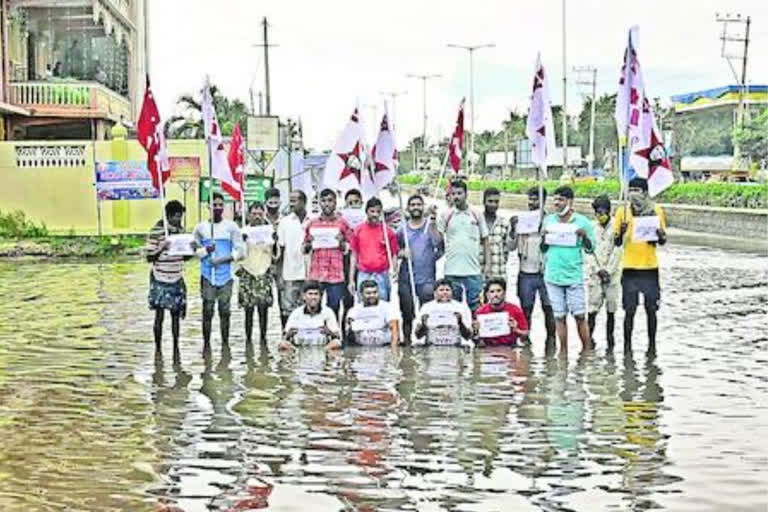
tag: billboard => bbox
[169,157,201,183]
[200,176,274,203]
[94,161,159,201]
[247,116,280,151]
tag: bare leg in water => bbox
[153,309,165,352]
[245,307,255,344]
[257,305,269,344]
[202,301,214,353]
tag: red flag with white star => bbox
[137,75,169,191]
[322,107,367,195]
[224,122,244,202]
[448,99,465,173]
[525,54,555,175]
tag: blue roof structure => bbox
[671,85,768,105]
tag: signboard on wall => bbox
[200,176,274,203]
[247,116,280,151]
[169,157,201,183]
[94,161,159,200]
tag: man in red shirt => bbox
[474,278,529,346]
[304,188,352,318]
[348,197,399,301]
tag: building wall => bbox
[0,139,207,234]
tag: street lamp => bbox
[446,43,495,174]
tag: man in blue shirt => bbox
[193,192,242,352]
[397,194,444,345]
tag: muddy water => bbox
[0,244,765,512]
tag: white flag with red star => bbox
[363,106,397,193]
[615,26,674,197]
[322,107,367,195]
[525,53,555,175]
[201,80,234,193]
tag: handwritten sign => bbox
[310,227,340,249]
[633,216,660,242]
[356,329,388,346]
[515,210,542,235]
[351,308,387,332]
[243,225,274,246]
[426,308,458,328]
[545,222,578,247]
[166,234,195,256]
[478,312,511,338]
[342,208,366,230]
[296,328,325,346]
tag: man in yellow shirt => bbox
[614,178,667,353]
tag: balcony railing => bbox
[8,81,132,122]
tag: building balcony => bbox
[8,80,132,122]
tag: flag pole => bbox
[397,180,420,319]
[207,135,216,287]
[538,165,545,224]
[431,148,451,203]
[159,166,169,237]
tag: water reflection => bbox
[0,246,765,511]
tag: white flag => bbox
[322,107,367,195]
[201,80,236,192]
[526,53,555,175]
[363,105,397,194]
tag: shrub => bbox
[0,210,49,238]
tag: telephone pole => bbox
[574,66,597,172]
[716,13,751,128]
[253,17,277,115]
[561,0,569,176]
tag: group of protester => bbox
[146,176,665,357]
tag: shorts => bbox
[622,269,661,311]
[148,274,187,318]
[201,277,233,316]
[517,272,551,310]
[545,281,586,319]
[588,280,620,314]
[281,280,305,316]
[445,274,484,312]
[236,268,274,309]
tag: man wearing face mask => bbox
[264,187,284,322]
[587,195,622,349]
[541,186,595,351]
[614,177,667,353]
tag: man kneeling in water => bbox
[414,279,473,346]
[345,280,400,348]
[474,278,529,347]
[279,281,342,351]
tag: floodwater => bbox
[0,243,766,512]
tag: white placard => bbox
[545,222,578,247]
[351,308,387,332]
[478,312,511,338]
[633,216,660,242]
[310,227,340,249]
[342,208,366,230]
[243,225,274,246]
[296,328,325,346]
[166,234,195,256]
[425,307,458,328]
[515,210,542,235]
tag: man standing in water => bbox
[341,188,364,340]
[264,187,284,320]
[587,195,622,349]
[277,190,310,328]
[146,200,188,359]
[397,194,443,345]
[349,197,399,301]
[479,187,512,283]
[541,186,595,351]
[614,177,667,353]
[193,193,242,352]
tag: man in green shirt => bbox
[542,186,596,351]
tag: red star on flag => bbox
[338,141,362,182]
[634,129,670,174]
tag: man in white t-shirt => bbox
[279,281,341,351]
[415,279,473,346]
[277,190,309,328]
[345,280,400,348]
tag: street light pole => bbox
[406,74,440,172]
[561,0,569,176]
[574,65,598,172]
[379,90,408,132]
[447,43,495,174]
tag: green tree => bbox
[577,94,618,170]
[668,107,733,157]
[165,85,250,139]
[733,108,768,165]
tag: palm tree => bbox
[165,84,250,139]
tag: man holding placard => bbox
[510,187,556,343]
[473,278,529,346]
[277,190,310,328]
[436,180,490,313]
[238,201,277,346]
[397,194,443,345]
[345,280,400,348]
[541,186,596,351]
[415,279,473,346]
[587,195,622,348]
[349,197,400,301]
[146,200,190,358]
[479,188,512,282]
[192,193,243,351]
[341,189,364,340]
[304,188,352,319]
[279,281,342,351]
[614,177,667,352]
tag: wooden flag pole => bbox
[397,181,420,318]
[207,137,216,287]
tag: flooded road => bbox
[0,243,766,511]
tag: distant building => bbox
[0,0,148,140]
[671,85,768,114]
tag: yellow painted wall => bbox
[0,139,208,235]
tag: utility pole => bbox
[716,13,751,129]
[252,17,277,115]
[380,90,407,156]
[561,0,569,176]
[574,65,597,172]
[447,43,495,174]
[405,74,441,147]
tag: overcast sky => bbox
[149,0,767,150]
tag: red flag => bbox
[225,122,245,201]
[137,76,169,191]
[448,98,465,173]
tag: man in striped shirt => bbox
[146,200,189,359]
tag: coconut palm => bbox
[165,84,250,139]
